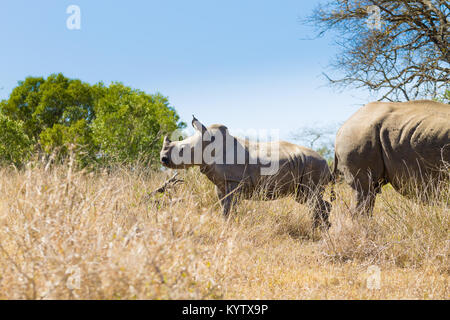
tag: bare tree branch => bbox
[148,172,184,197]
[305,0,450,101]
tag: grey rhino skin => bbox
[160,116,334,228]
[334,100,450,214]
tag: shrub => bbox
[0,114,33,166]
[0,75,184,167]
[92,83,184,167]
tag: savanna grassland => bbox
[0,163,448,299]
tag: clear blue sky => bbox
[0,0,373,140]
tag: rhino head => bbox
[160,116,228,168]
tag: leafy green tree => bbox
[92,83,185,166]
[0,74,95,142]
[39,119,96,165]
[0,114,33,166]
[0,74,96,164]
[1,74,184,167]
[0,76,44,140]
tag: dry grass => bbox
[0,163,448,299]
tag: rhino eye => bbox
[211,136,215,142]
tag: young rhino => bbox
[160,116,333,228]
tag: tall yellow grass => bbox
[0,163,448,299]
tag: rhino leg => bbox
[215,186,228,216]
[216,183,239,217]
[312,198,332,229]
[352,180,382,216]
[296,191,331,230]
[338,150,385,216]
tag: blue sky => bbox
[0,0,373,140]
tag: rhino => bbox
[334,100,450,215]
[160,116,334,228]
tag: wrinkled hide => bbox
[334,100,449,215]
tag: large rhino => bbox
[160,116,334,228]
[334,100,449,215]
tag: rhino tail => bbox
[329,182,336,202]
[329,154,338,202]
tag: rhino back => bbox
[207,140,330,198]
[253,141,331,197]
[336,100,449,191]
[378,101,449,186]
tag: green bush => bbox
[0,74,184,168]
[0,74,95,141]
[0,114,33,166]
[92,83,183,167]
[39,119,96,166]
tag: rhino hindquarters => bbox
[336,133,386,216]
[312,199,332,229]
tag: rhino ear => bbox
[192,115,206,132]
[163,135,171,144]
